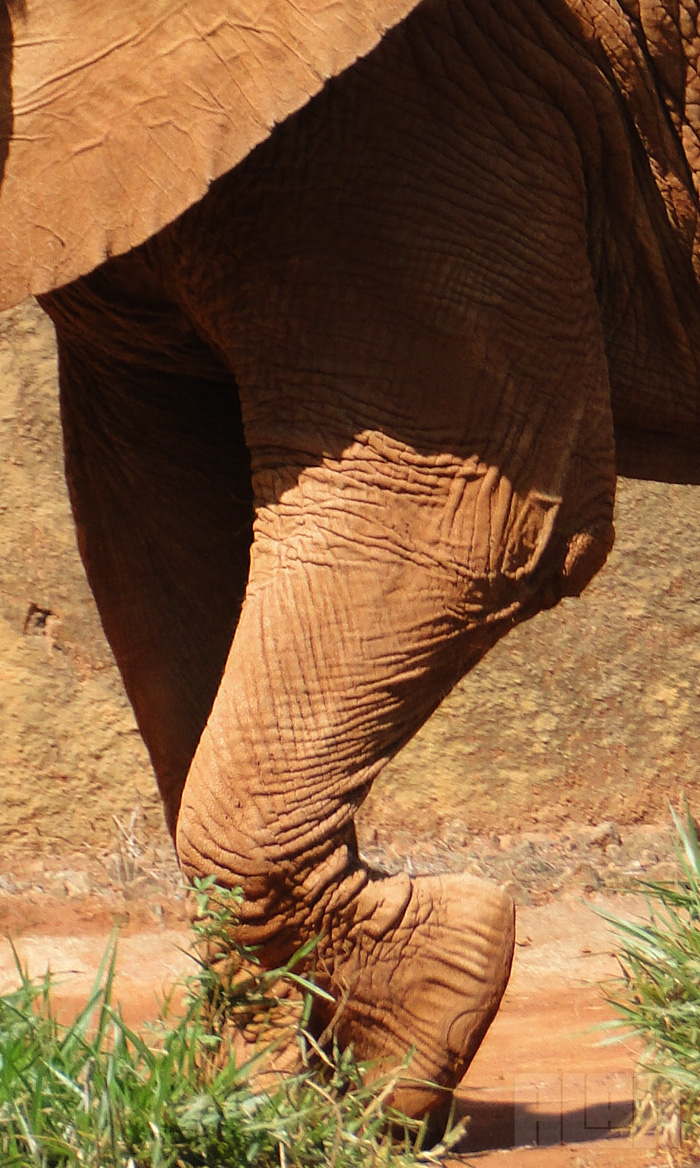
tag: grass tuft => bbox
[602,800,700,1161]
[0,877,457,1167]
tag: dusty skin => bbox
[1,298,697,1162]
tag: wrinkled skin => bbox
[7,0,700,1118]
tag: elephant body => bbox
[3,0,700,1117]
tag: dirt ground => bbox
[2,297,700,1163]
[0,889,666,1166]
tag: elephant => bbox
[1,0,698,1121]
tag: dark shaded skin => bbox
[39,0,700,1117]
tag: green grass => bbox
[602,802,700,1159]
[0,878,456,1167]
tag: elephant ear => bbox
[0,0,419,309]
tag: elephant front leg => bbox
[176,455,568,1114]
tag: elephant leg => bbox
[40,251,515,1115]
[46,254,515,1110]
[174,393,613,1113]
[166,15,618,1112]
[171,307,614,1117]
[39,255,253,835]
[176,470,518,1113]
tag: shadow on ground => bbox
[459,1096,634,1153]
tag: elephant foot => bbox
[317,872,515,1120]
[195,870,513,1121]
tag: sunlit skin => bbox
[0,0,698,1119]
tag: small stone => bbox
[63,871,91,898]
[568,862,602,892]
[588,822,622,850]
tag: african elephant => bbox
[1,0,697,1120]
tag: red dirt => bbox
[0,891,666,1166]
[451,900,657,1167]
